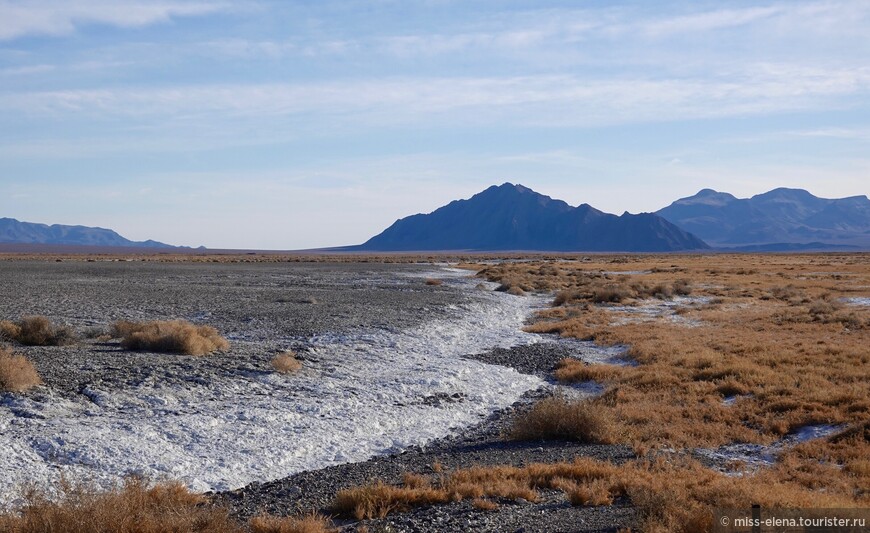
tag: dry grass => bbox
[248,514,336,533]
[0,478,336,533]
[332,481,450,520]
[471,254,870,531]
[332,442,869,532]
[554,359,623,383]
[112,320,229,356]
[482,255,870,449]
[331,463,550,520]
[0,478,235,533]
[271,351,303,374]
[508,393,617,444]
[0,316,76,346]
[0,346,42,392]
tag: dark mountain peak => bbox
[498,182,532,193]
[472,181,572,212]
[353,184,708,252]
[482,182,545,198]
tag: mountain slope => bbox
[0,218,173,248]
[354,183,709,252]
[656,188,870,248]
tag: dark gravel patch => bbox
[465,341,630,381]
[464,342,577,379]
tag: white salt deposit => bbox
[695,424,846,473]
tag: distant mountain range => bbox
[352,183,709,252]
[0,218,173,248]
[5,185,868,252]
[656,188,870,249]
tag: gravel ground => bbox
[0,261,461,401]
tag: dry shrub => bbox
[424,278,443,286]
[248,514,335,533]
[506,286,526,296]
[554,358,623,383]
[0,316,76,346]
[808,298,841,317]
[509,394,616,444]
[672,279,692,296]
[592,285,631,303]
[0,478,237,533]
[0,347,42,392]
[769,285,805,303]
[271,351,302,374]
[553,289,583,306]
[112,320,229,356]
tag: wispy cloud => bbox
[0,0,232,41]
[5,64,869,127]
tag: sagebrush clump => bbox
[509,394,616,444]
[111,320,229,356]
[0,316,76,346]
[271,351,302,374]
[0,346,42,393]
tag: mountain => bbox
[352,183,709,252]
[656,188,870,249]
[0,218,173,248]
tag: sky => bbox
[1,0,869,249]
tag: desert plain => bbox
[0,252,868,532]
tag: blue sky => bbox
[1,0,869,249]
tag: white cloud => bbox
[0,0,231,40]
[638,6,784,37]
[5,63,869,128]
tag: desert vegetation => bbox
[331,440,869,532]
[0,478,335,533]
[111,319,229,356]
[482,254,870,529]
[271,351,303,374]
[506,258,870,448]
[332,421,869,532]
[0,316,76,346]
[0,346,42,393]
[508,393,617,444]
